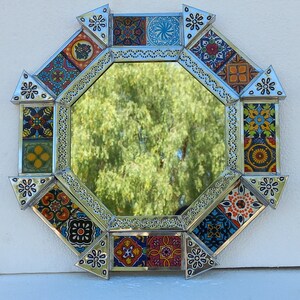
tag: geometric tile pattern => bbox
[192,182,263,253]
[22,105,53,174]
[217,53,259,94]
[244,103,276,172]
[190,29,236,72]
[22,139,53,173]
[37,53,80,96]
[76,233,109,279]
[113,235,182,269]
[192,207,238,253]
[244,176,288,208]
[23,107,53,139]
[11,70,54,103]
[147,235,181,268]
[113,17,147,46]
[9,176,54,209]
[77,4,110,46]
[241,66,286,99]
[113,16,181,46]
[113,235,147,267]
[147,16,181,46]
[34,185,102,254]
[62,31,102,71]
[185,234,217,279]
[182,5,215,47]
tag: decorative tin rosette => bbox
[9,4,287,279]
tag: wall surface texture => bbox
[0,0,299,274]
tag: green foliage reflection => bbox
[71,63,225,216]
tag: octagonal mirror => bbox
[71,62,226,216]
[10,3,287,280]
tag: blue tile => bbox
[193,207,238,252]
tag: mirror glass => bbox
[71,62,225,216]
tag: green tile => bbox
[22,139,53,173]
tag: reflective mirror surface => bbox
[71,63,225,216]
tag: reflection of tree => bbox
[71,63,225,216]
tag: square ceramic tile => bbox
[244,137,276,172]
[113,235,147,267]
[192,207,238,253]
[146,235,182,268]
[34,185,77,228]
[58,209,102,254]
[22,139,53,173]
[190,29,236,72]
[23,107,53,139]
[218,183,263,228]
[217,53,259,94]
[113,17,147,46]
[244,103,276,138]
[37,53,80,96]
[147,16,181,46]
[62,31,103,71]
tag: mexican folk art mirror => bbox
[9,4,288,279]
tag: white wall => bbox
[0,0,299,274]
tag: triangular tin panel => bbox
[243,176,288,208]
[9,176,54,209]
[185,233,218,279]
[182,5,215,47]
[11,71,54,104]
[241,66,286,99]
[76,233,109,279]
[77,4,110,46]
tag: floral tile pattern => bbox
[147,235,182,268]
[62,31,102,71]
[88,15,106,33]
[218,183,263,228]
[147,16,180,46]
[23,107,53,139]
[34,185,76,228]
[193,182,264,253]
[34,185,101,253]
[190,30,236,72]
[37,53,80,96]
[113,17,147,46]
[217,53,259,94]
[244,137,276,172]
[113,235,147,267]
[58,209,101,253]
[244,103,276,172]
[22,139,53,173]
[244,103,276,138]
[192,207,238,253]
[147,236,181,268]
